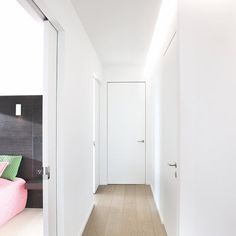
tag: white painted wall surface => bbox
[179,1,236,235]
[149,1,236,235]
[103,65,145,82]
[99,65,154,185]
[0,1,44,95]
[34,0,102,235]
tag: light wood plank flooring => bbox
[83,185,166,236]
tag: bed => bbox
[0,177,27,226]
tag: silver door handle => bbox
[137,140,145,143]
[43,166,50,180]
[168,162,177,168]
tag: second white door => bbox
[161,33,179,236]
[108,82,146,184]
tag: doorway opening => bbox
[0,1,58,236]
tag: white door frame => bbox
[106,81,147,184]
[18,1,64,235]
[93,74,101,193]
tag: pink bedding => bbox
[0,178,27,227]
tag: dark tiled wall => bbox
[0,96,42,181]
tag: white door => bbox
[43,21,57,236]
[108,82,146,184]
[161,33,179,236]
[93,78,100,193]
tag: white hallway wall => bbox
[149,0,236,235]
[179,0,236,235]
[0,0,44,95]
[99,65,153,185]
[35,0,102,235]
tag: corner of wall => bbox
[79,203,95,236]
[150,184,164,223]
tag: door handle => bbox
[168,162,177,168]
[43,166,50,180]
[137,140,145,143]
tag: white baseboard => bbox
[150,185,168,235]
[79,203,94,236]
[150,184,163,223]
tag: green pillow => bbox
[0,155,22,181]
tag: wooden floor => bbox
[83,185,166,236]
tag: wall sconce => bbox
[15,104,22,116]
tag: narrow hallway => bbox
[83,185,166,236]
[1,0,236,235]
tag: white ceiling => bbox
[72,0,161,65]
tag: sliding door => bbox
[43,20,58,236]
